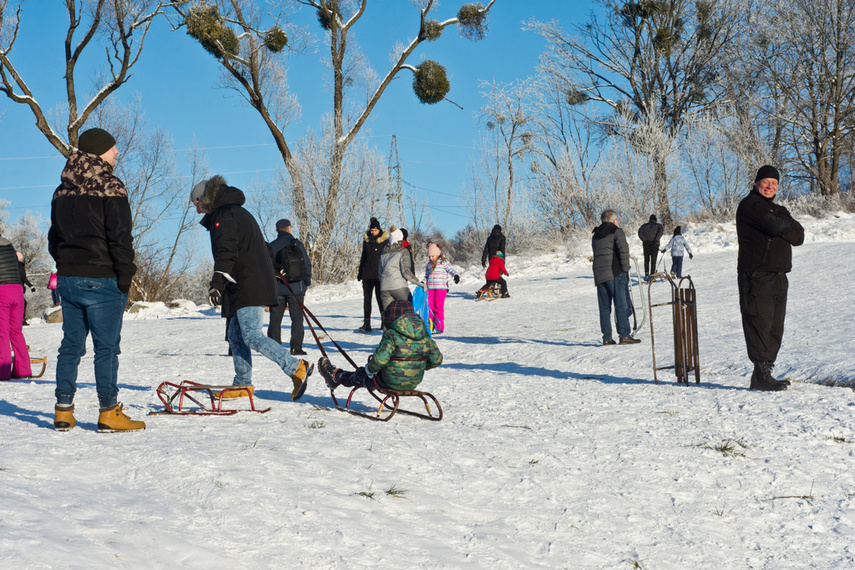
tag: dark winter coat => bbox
[0,238,22,286]
[592,222,630,286]
[365,312,443,390]
[270,231,311,297]
[199,176,277,319]
[736,189,804,273]
[357,229,389,281]
[485,255,508,280]
[48,150,136,293]
[481,225,506,267]
[637,220,664,244]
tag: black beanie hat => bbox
[674,226,682,235]
[649,214,657,222]
[755,165,780,182]
[369,217,381,231]
[78,128,116,156]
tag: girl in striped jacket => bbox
[424,243,459,333]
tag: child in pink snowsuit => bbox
[424,243,459,333]
[48,265,60,306]
[0,238,31,380]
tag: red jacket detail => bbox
[485,256,508,280]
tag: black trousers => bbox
[482,277,508,295]
[642,242,659,276]
[362,278,382,324]
[267,293,305,351]
[738,271,788,364]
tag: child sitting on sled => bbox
[478,251,510,298]
[424,242,459,333]
[318,299,442,391]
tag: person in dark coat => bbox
[637,214,664,279]
[0,236,31,380]
[736,165,804,391]
[267,218,311,355]
[191,176,313,401]
[48,128,144,432]
[356,217,388,332]
[481,224,506,267]
[592,210,640,346]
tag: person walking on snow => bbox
[592,210,639,346]
[48,128,144,432]
[379,228,427,316]
[191,176,313,401]
[661,226,693,278]
[356,217,388,332]
[267,218,311,356]
[48,265,60,307]
[0,236,31,381]
[637,214,664,280]
[736,165,804,392]
[424,242,459,333]
[481,224,506,268]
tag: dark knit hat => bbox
[674,226,682,235]
[276,219,292,231]
[755,165,780,182]
[382,299,414,330]
[649,214,657,222]
[369,217,381,230]
[78,128,116,156]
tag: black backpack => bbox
[277,240,307,283]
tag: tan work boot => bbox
[290,360,313,401]
[54,404,76,432]
[97,403,146,433]
[214,386,254,400]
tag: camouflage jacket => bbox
[366,313,443,390]
[48,151,136,290]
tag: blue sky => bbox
[0,1,590,237]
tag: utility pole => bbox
[387,135,404,223]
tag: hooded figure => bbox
[481,224,506,267]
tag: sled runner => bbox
[647,273,700,385]
[476,283,500,301]
[29,356,47,378]
[152,380,271,415]
[330,382,443,422]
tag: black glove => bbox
[208,287,222,306]
[30,287,36,293]
[453,274,460,284]
[689,253,693,259]
[357,274,362,282]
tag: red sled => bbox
[153,380,271,416]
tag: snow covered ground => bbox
[2,213,854,569]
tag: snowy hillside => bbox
[2,214,854,569]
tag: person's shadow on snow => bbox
[0,400,55,429]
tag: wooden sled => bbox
[152,380,271,416]
[29,356,47,379]
[476,283,500,301]
[331,384,443,422]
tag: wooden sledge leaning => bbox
[330,383,443,422]
[476,283,500,301]
[153,380,271,416]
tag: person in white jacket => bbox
[661,226,693,278]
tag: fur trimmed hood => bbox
[200,175,245,213]
[365,229,390,244]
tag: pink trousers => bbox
[428,288,448,333]
[0,284,31,379]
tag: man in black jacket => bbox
[356,217,388,332]
[592,210,640,346]
[191,176,313,401]
[736,165,804,391]
[48,128,144,432]
[267,218,311,355]
[481,224,506,268]
[637,214,664,279]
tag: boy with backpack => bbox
[267,219,311,356]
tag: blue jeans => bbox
[671,255,684,278]
[55,276,127,408]
[596,272,631,342]
[228,306,301,386]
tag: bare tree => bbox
[527,0,740,227]
[170,0,495,282]
[0,0,173,156]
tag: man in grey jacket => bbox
[592,210,640,346]
[379,228,427,318]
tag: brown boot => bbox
[214,386,254,400]
[54,404,76,432]
[289,360,313,401]
[97,403,146,433]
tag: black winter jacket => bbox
[357,229,389,281]
[637,220,664,244]
[199,176,277,318]
[481,225,506,267]
[270,231,311,296]
[48,151,136,292]
[0,238,22,286]
[592,222,630,286]
[736,190,804,273]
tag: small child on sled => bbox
[478,251,510,299]
[424,242,459,333]
[319,300,442,391]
